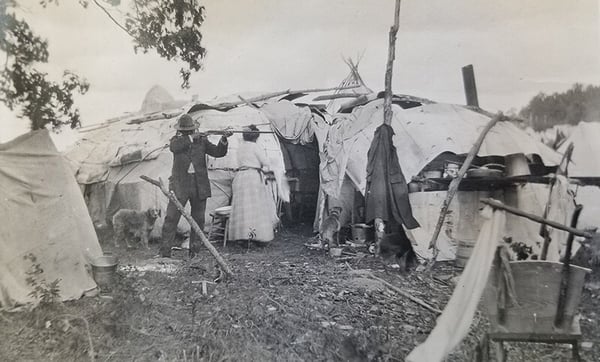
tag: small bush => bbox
[23,253,61,306]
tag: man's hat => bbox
[175,114,199,131]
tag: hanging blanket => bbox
[364,123,419,229]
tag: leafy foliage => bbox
[1,0,207,131]
[125,0,207,89]
[24,253,61,306]
[519,83,600,131]
[81,0,207,88]
[0,1,89,130]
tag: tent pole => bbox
[383,0,402,126]
[211,85,360,109]
[372,0,402,253]
[428,113,505,263]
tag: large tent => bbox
[0,130,103,307]
[558,121,600,230]
[315,95,571,261]
[560,121,600,176]
[66,105,290,235]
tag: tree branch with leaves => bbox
[1,0,89,130]
[1,0,208,131]
[80,0,207,88]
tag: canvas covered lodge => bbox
[64,83,581,263]
[317,93,575,261]
[65,93,322,237]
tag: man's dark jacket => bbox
[365,123,420,229]
[168,134,228,199]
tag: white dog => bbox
[112,208,161,249]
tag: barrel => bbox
[453,191,487,268]
[455,239,476,268]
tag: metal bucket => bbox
[351,223,373,244]
[91,255,118,291]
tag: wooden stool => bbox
[207,206,231,247]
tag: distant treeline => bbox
[519,84,600,131]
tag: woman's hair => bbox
[242,124,260,142]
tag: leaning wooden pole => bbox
[212,85,360,109]
[429,113,504,261]
[354,270,442,314]
[373,0,402,252]
[480,198,592,238]
[140,175,234,278]
[554,204,583,328]
[383,0,402,126]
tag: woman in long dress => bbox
[229,125,278,242]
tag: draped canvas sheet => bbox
[0,131,103,307]
[406,207,506,362]
[260,100,315,145]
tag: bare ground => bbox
[1,224,599,361]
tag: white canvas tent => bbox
[558,121,600,230]
[560,121,600,177]
[316,97,571,261]
[0,130,103,307]
[66,105,289,235]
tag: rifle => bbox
[178,127,275,138]
[199,130,275,136]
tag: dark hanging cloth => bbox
[365,123,420,229]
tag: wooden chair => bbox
[480,260,590,361]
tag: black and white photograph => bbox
[1,1,599,361]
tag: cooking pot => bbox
[408,182,421,193]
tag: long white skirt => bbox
[228,170,278,242]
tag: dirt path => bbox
[1,225,599,361]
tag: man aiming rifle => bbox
[160,114,233,257]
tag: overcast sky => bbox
[1,0,599,142]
